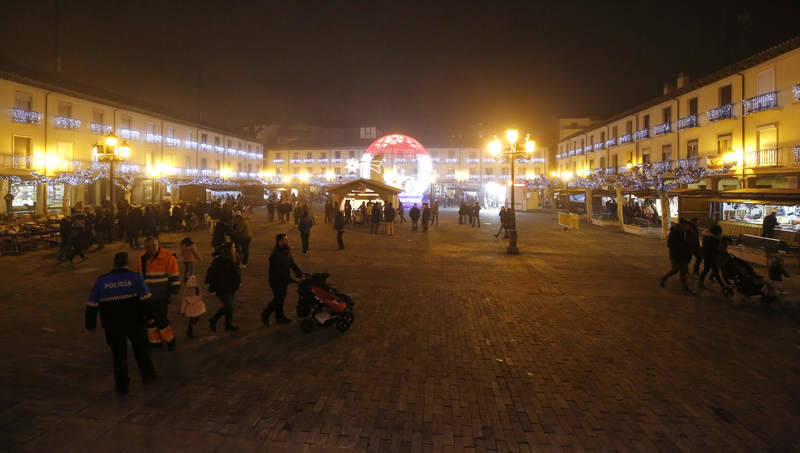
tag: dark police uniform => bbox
[86,269,156,393]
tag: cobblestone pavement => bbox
[1,208,799,452]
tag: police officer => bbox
[137,236,181,351]
[86,252,156,394]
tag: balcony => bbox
[583,145,593,153]
[145,133,162,143]
[445,158,458,163]
[743,91,778,115]
[634,128,649,140]
[318,158,329,163]
[618,134,632,145]
[184,140,198,149]
[744,149,778,167]
[575,148,583,155]
[706,104,734,122]
[304,158,314,163]
[0,155,34,169]
[605,138,616,148]
[290,159,302,164]
[165,137,181,147]
[676,156,701,169]
[120,129,140,140]
[331,158,343,163]
[794,146,800,166]
[465,158,480,164]
[677,115,697,130]
[568,149,575,156]
[653,160,673,172]
[199,143,213,151]
[55,116,81,130]
[606,167,617,175]
[593,143,604,151]
[90,123,113,135]
[214,145,224,153]
[272,159,284,164]
[11,108,43,124]
[794,84,800,102]
[653,122,672,136]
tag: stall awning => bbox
[709,197,800,206]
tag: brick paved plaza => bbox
[1,208,799,452]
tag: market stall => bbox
[0,217,61,255]
[711,189,800,244]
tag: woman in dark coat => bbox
[205,242,241,332]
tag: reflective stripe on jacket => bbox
[136,247,180,301]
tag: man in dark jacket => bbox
[298,209,313,254]
[370,202,382,234]
[205,242,241,332]
[698,225,724,290]
[421,203,431,232]
[261,234,303,326]
[409,203,421,232]
[686,217,702,275]
[334,210,346,249]
[383,202,395,235]
[762,211,778,238]
[86,252,155,394]
[660,219,694,294]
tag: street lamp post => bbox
[489,130,535,255]
[94,134,130,206]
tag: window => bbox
[214,137,220,146]
[14,92,32,110]
[643,114,650,129]
[600,157,606,168]
[625,120,632,135]
[756,68,775,95]
[247,144,251,152]
[757,125,777,150]
[320,152,327,160]
[501,167,509,176]
[689,97,698,116]
[121,116,132,130]
[588,136,594,146]
[579,139,584,148]
[227,139,232,148]
[663,106,672,124]
[448,150,456,158]
[641,152,650,164]
[612,126,618,138]
[349,151,355,158]
[600,131,605,142]
[717,134,733,154]
[166,126,175,138]
[334,151,341,159]
[662,144,672,162]
[306,167,312,175]
[306,152,313,160]
[13,136,32,168]
[216,160,221,170]
[185,156,191,168]
[276,168,282,175]
[687,140,698,159]
[611,155,618,168]
[275,152,282,160]
[200,158,207,169]
[238,163,243,172]
[57,102,72,118]
[201,133,208,144]
[720,85,732,106]
[469,151,477,160]
[589,159,594,169]
[146,122,154,135]
[92,110,104,124]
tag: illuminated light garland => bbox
[606,138,616,148]
[706,104,734,122]
[742,91,778,115]
[199,143,212,151]
[593,142,604,151]
[677,115,697,130]
[793,84,800,101]
[90,123,113,135]
[618,134,632,145]
[184,140,198,149]
[634,128,649,140]
[145,133,162,143]
[55,116,81,130]
[583,145,593,153]
[793,145,800,165]
[120,129,140,140]
[165,137,181,147]
[653,122,672,136]
[12,108,43,124]
[214,145,224,153]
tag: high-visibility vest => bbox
[136,247,180,301]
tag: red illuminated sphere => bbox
[365,134,428,157]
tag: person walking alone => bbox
[334,209,346,250]
[431,201,439,226]
[421,203,431,232]
[86,252,156,395]
[205,242,241,332]
[231,214,252,268]
[409,203,420,232]
[660,219,694,294]
[495,206,507,238]
[179,237,202,282]
[397,202,405,223]
[261,234,303,326]
[472,202,481,227]
[298,208,313,254]
[384,202,395,236]
[370,201,382,234]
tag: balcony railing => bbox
[653,160,673,172]
[794,84,800,102]
[593,142,604,151]
[289,159,302,164]
[706,104,734,122]
[11,108,43,124]
[214,145,225,153]
[583,145,593,153]
[794,146,800,166]
[677,115,697,130]
[568,149,575,156]
[744,148,778,167]
[0,155,33,169]
[743,91,778,115]
[165,137,181,147]
[318,158,329,163]
[445,158,458,163]
[634,128,649,140]
[120,129,140,140]
[618,134,632,145]
[90,123,113,135]
[199,143,213,151]
[653,122,672,136]
[55,116,81,130]
[304,159,314,163]
[676,157,701,169]
[606,167,617,175]
[145,133,162,143]
[184,140,198,149]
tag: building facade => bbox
[0,69,263,215]
[556,38,800,192]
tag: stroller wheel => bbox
[301,318,314,333]
[340,311,355,324]
[336,318,351,332]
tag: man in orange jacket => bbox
[137,236,181,351]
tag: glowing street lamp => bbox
[95,134,131,205]
[487,128,537,255]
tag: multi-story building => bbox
[0,66,264,215]
[260,128,549,205]
[556,38,800,191]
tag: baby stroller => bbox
[295,272,355,333]
[720,254,777,303]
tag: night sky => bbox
[1,1,798,144]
